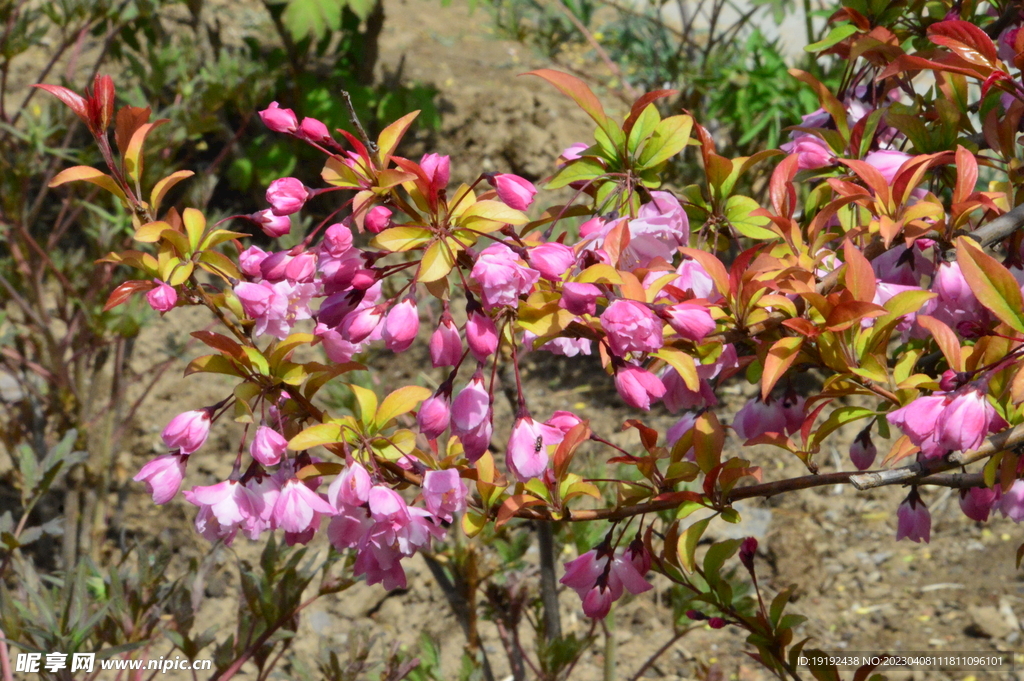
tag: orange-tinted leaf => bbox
[33,84,88,125]
[49,166,127,203]
[842,239,876,303]
[916,315,963,371]
[952,145,979,206]
[554,421,591,480]
[376,111,420,165]
[825,301,886,331]
[623,89,676,135]
[103,280,153,311]
[789,70,850,139]
[150,170,194,214]
[762,336,803,399]
[496,494,545,528]
[123,119,167,186]
[114,105,151,158]
[678,248,729,295]
[191,331,245,360]
[524,69,608,129]
[928,20,999,67]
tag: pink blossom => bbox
[849,430,876,471]
[327,462,372,508]
[184,480,255,529]
[960,486,998,522]
[259,101,298,133]
[560,143,590,162]
[619,191,690,268]
[327,505,373,549]
[541,336,592,357]
[864,150,911,184]
[560,282,601,316]
[999,480,1024,522]
[545,410,582,434]
[601,300,662,357]
[872,244,933,286]
[273,478,335,534]
[259,251,293,282]
[662,302,715,342]
[895,492,931,543]
[662,369,717,412]
[340,305,385,344]
[529,242,576,280]
[733,397,787,440]
[430,314,463,367]
[365,206,392,233]
[134,453,187,504]
[420,153,450,194]
[490,173,537,210]
[252,208,292,238]
[285,253,316,283]
[162,410,211,454]
[675,259,719,300]
[886,393,949,458]
[235,280,316,340]
[193,505,238,545]
[382,299,419,352]
[451,373,493,461]
[250,426,287,466]
[936,387,1006,452]
[614,363,666,411]
[933,261,978,310]
[323,223,354,256]
[506,416,565,482]
[266,177,311,216]
[147,280,176,312]
[780,392,805,434]
[417,394,451,440]
[466,310,498,362]
[239,245,269,278]
[666,413,697,452]
[781,136,835,170]
[560,547,653,620]
[471,243,540,309]
[422,469,468,521]
[560,550,605,596]
[242,474,280,539]
[298,117,331,143]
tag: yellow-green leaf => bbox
[371,226,433,252]
[289,423,345,451]
[50,166,127,203]
[418,239,456,283]
[956,236,1024,333]
[375,385,432,429]
[150,170,194,214]
[349,384,379,425]
[677,517,711,573]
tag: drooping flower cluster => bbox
[560,537,653,619]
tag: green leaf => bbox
[726,195,776,239]
[637,115,693,169]
[956,236,1024,333]
[676,517,711,572]
[289,423,345,450]
[805,23,859,52]
[281,0,345,41]
[546,157,606,190]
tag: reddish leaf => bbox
[761,336,803,400]
[103,280,153,311]
[927,20,999,67]
[114,106,152,158]
[842,239,877,303]
[789,69,850,139]
[825,300,887,330]
[524,69,609,129]
[769,154,800,218]
[956,236,1024,333]
[622,89,677,135]
[916,315,963,371]
[782,318,820,337]
[729,246,762,300]
[678,247,729,295]
[800,398,832,446]
[952,145,979,206]
[191,331,245,360]
[495,494,545,528]
[33,84,89,126]
[838,158,891,205]
[91,74,115,130]
[554,421,590,481]
[623,419,659,453]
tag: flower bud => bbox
[529,242,576,281]
[147,280,177,312]
[299,117,331,143]
[161,409,211,454]
[466,310,498,362]
[365,206,392,234]
[489,173,538,210]
[239,245,269,278]
[266,177,310,216]
[739,537,757,572]
[323,223,354,256]
[708,617,727,629]
[252,208,292,238]
[250,425,288,466]
[849,428,877,471]
[686,610,707,621]
[418,394,451,440]
[259,101,298,133]
[382,299,419,352]
[430,314,462,367]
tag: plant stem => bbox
[537,521,563,641]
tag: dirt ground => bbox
[38,0,1024,678]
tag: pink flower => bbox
[895,491,931,543]
[666,413,697,452]
[601,299,662,357]
[266,177,311,216]
[420,153,450,194]
[560,282,601,315]
[780,392,805,434]
[614,363,666,411]
[250,426,287,466]
[252,208,292,238]
[933,261,977,310]
[471,243,540,309]
[886,393,949,458]
[849,430,876,471]
[417,394,451,440]
[662,303,715,342]
[529,242,576,280]
[781,136,834,170]
[960,486,998,522]
[430,314,462,367]
[422,469,468,521]
[235,280,316,340]
[273,478,336,534]
[999,480,1024,522]
[662,369,717,412]
[133,453,187,504]
[545,410,582,434]
[184,480,255,529]
[490,173,537,210]
[258,251,292,282]
[162,409,211,454]
[365,206,392,234]
[284,253,316,283]
[340,305,385,344]
[541,336,591,357]
[864,149,911,184]
[466,310,499,362]
[259,101,298,133]
[506,416,565,482]
[560,550,605,596]
[872,244,933,286]
[242,474,281,539]
[560,142,590,162]
[618,191,690,268]
[936,387,1006,452]
[560,547,653,620]
[239,245,269,278]
[323,223,354,256]
[147,280,176,312]
[733,397,787,440]
[676,259,719,300]
[298,117,331,143]
[383,299,419,352]
[327,462,372,508]
[451,373,493,461]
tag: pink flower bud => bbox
[937,387,1006,453]
[780,136,834,170]
[323,223,354,256]
[662,302,715,342]
[895,491,930,542]
[422,469,468,521]
[252,208,292,238]
[420,153,450,193]
[351,268,377,290]
[545,410,582,434]
[529,242,576,280]
[250,425,287,466]
[147,280,177,312]
[285,253,316,283]
[708,617,727,629]
[560,282,601,316]
[998,480,1024,522]
[430,315,462,367]
[601,300,662,357]
[933,261,977,310]
[560,142,589,162]
[418,394,451,440]
[266,177,310,216]
[299,117,331,143]
[365,206,392,233]
[614,364,666,411]
[960,486,998,522]
[259,251,292,282]
[327,462,372,508]
[383,299,419,352]
[733,396,787,440]
[134,453,187,504]
[239,245,269,278]
[161,409,211,454]
[864,149,911,184]
[490,173,537,210]
[739,537,757,572]
[259,101,298,133]
[582,586,615,619]
[466,310,498,362]
[887,394,949,458]
[849,429,877,470]
[452,373,492,462]
[341,305,384,344]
